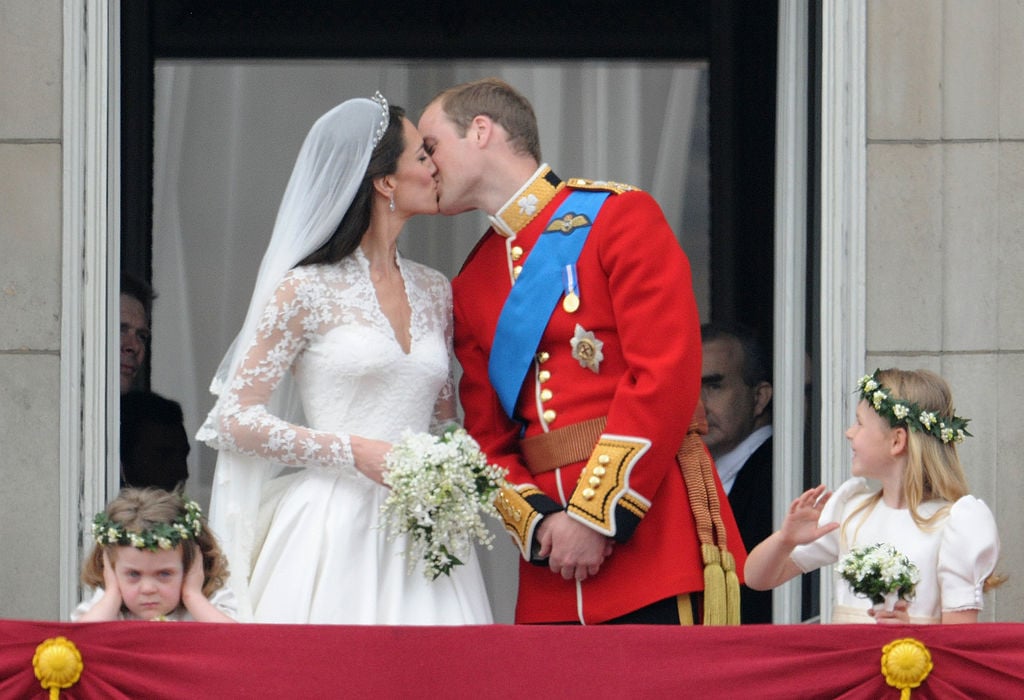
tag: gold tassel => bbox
[721,549,741,625]
[679,403,744,625]
[701,543,727,625]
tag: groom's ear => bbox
[470,114,494,147]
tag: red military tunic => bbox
[453,165,746,624]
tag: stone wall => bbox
[0,0,63,620]
[865,0,1024,621]
[1,0,1020,622]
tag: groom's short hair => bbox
[431,77,542,162]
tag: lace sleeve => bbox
[210,271,354,471]
[429,269,458,435]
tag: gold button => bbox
[540,389,553,402]
[582,488,595,500]
[593,466,606,477]
[538,370,551,383]
[512,265,523,279]
[588,476,601,487]
[542,409,557,423]
[537,351,550,363]
[598,454,611,465]
[511,246,524,261]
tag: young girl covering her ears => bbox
[72,488,237,622]
[745,368,1002,624]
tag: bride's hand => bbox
[350,436,392,485]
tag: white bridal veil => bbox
[196,95,390,620]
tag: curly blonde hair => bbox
[82,488,230,598]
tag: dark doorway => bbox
[120,0,778,372]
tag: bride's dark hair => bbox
[296,104,406,266]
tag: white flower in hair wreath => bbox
[91,498,204,551]
[857,370,971,444]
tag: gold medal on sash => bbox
[562,264,580,314]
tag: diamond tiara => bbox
[371,91,390,148]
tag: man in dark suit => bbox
[119,273,191,493]
[120,273,154,394]
[120,390,190,492]
[701,323,773,623]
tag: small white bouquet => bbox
[837,542,920,611]
[380,427,507,580]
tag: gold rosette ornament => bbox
[880,637,932,699]
[32,637,83,699]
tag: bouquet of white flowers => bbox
[837,542,920,611]
[380,427,507,580]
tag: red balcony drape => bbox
[2,619,1023,698]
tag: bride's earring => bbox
[389,193,396,213]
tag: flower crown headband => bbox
[92,497,203,551]
[857,370,971,444]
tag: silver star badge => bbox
[570,324,603,373]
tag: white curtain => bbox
[151,59,709,622]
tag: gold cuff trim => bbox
[495,484,542,560]
[566,434,650,536]
[619,492,649,519]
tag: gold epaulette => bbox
[565,177,642,195]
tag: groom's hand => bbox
[537,511,612,582]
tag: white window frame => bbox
[60,0,120,618]
[772,0,865,623]
[61,0,867,623]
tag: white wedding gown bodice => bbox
[201,250,493,624]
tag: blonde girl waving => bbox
[745,368,1001,623]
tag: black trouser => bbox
[605,593,697,625]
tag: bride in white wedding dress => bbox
[197,95,493,625]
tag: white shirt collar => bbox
[714,424,772,494]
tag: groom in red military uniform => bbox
[419,78,746,624]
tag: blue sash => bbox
[488,190,610,419]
